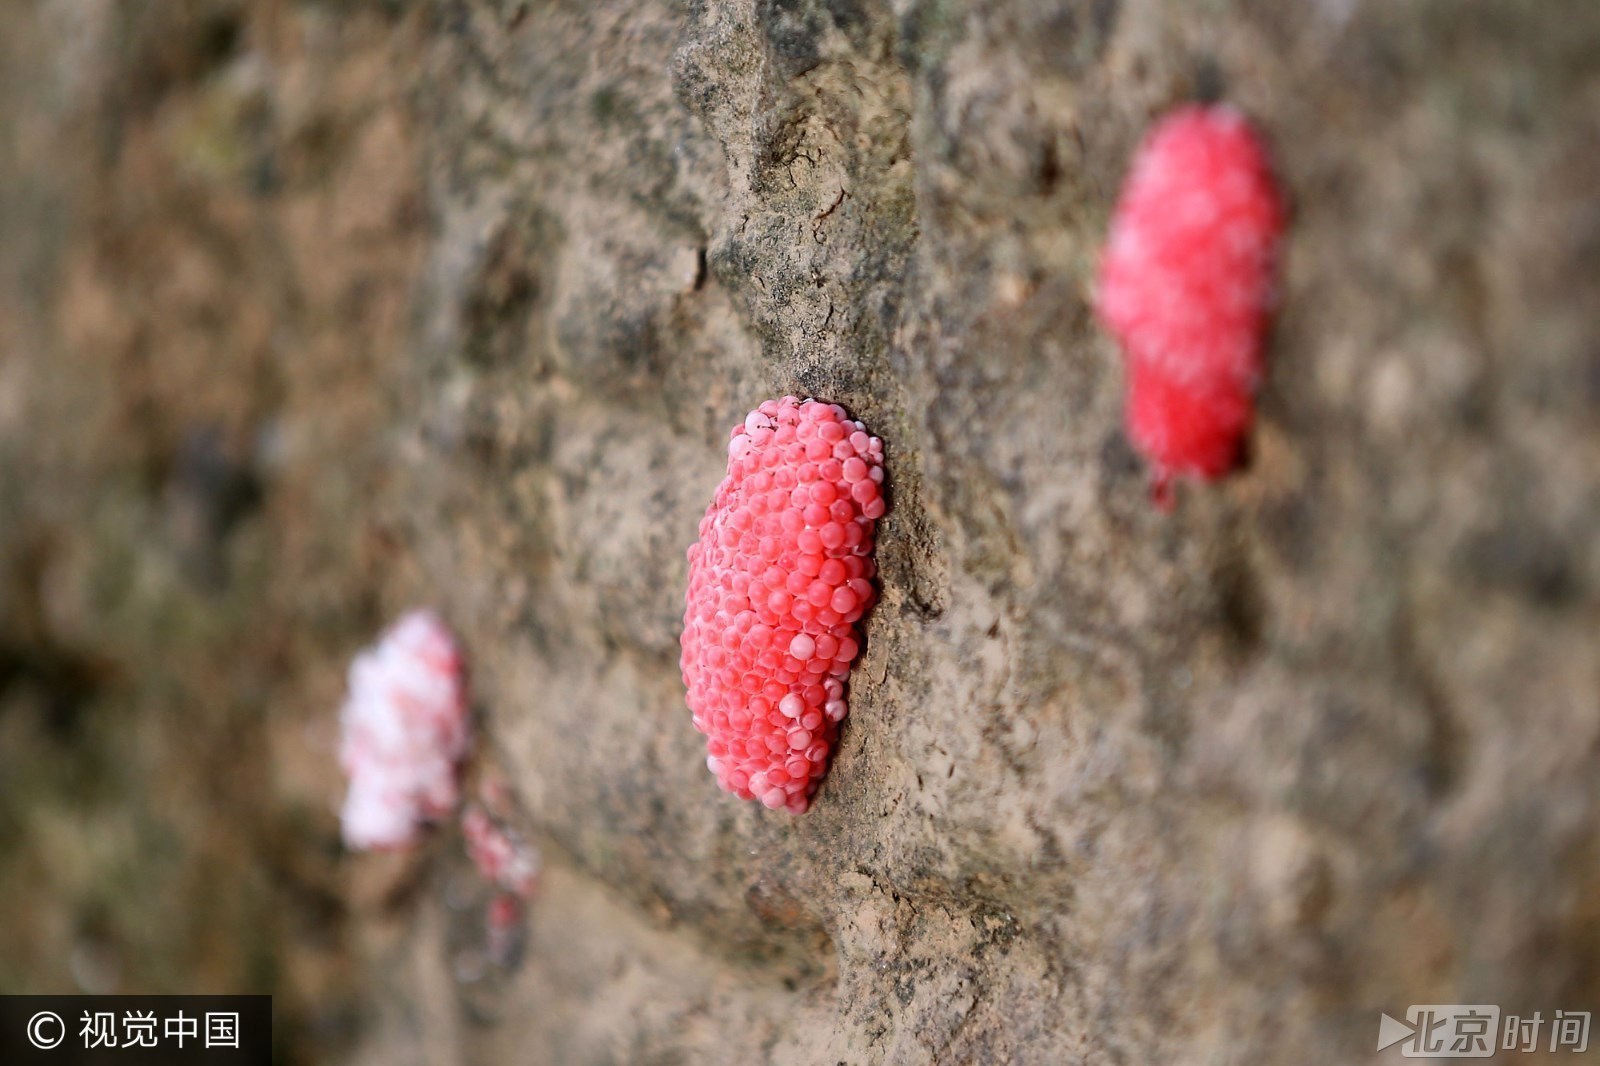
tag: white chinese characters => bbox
[64,1009,244,1050]
[1378,1006,1591,1057]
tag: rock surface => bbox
[1,1,1598,1063]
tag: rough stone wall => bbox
[2,1,1598,1063]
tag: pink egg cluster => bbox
[681,397,885,813]
[1095,104,1285,507]
[462,804,541,899]
[462,803,541,960]
[337,610,470,850]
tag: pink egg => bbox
[1095,104,1284,507]
[338,610,470,851]
[680,398,886,813]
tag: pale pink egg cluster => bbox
[338,610,471,850]
[462,805,541,899]
[681,396,885,813]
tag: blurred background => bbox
[2,1,1599,1064]
[0,2,429,1058]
